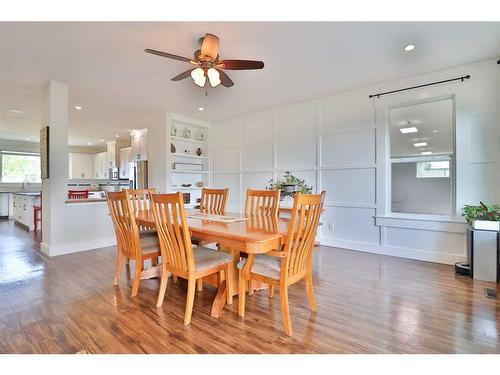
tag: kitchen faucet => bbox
[22,180,30,191]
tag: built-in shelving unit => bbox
[167,114,211,207]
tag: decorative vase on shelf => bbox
[171,126,177,137]
[198,130,206,141]
[196,147,202,156]
[195,181,204,187]
[184,128,191,139]
[170,143,176,153]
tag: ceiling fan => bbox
[145,33,264,88]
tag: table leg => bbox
[211,280,227,318]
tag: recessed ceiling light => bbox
[421,151,432,155]
[400,127,418,134]
[433,130,438,133]
[75,106,83,110]
[198,107,204,111]
[87,142,93,146]
[404,44,415,52]
[25,138,30,141]
[9,109,24,114]
[414,142,428,147]
[100,139,105,142]
[115,135,120,138]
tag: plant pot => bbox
[473,220,500,231]
[283,184,297,194]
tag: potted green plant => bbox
[268,171,313,200]
[461,202,500,231]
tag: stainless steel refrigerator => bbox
[129,161,148,189]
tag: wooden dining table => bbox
[134,209,290,318]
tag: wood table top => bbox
[135,209,289,246]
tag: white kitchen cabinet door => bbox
[81,154,94,179]
[69,153,94,179]
[93,152,108,179]
[131,131,147,161]
[69,153,83,179]
[106,141,117,168]
[119,147,131,179]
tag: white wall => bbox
[211,58,500,265]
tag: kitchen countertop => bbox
[65,198,107,204]
[11,191,42,196]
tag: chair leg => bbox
[156,266,169,307]
[184,278,196,325]
[131,262,142,297]
[125,257,130,267]
[226,263,233,305]
[305,271,317,312]
[197,278,203,292]
[279,284,292,336]
[248,280,254,296]
[151,257,158,267]
[238,270,246,317]
[173,275,178,283]
[268,284,274,298]
[113,252,124,286]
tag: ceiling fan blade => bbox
[200,33,219,62]
[218,59,264,70]
[145,48,192,63]
[171,69,195,81]
[217,69,234,87]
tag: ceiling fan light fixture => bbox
[207,68,221,87]
[191,67,207,87]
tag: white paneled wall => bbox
[212,58,500,265]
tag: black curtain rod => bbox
[368,75,470,99]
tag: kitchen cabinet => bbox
[69,153,94,179]
[13,193,40,231]
[131,130,148,161]
[92,152,108,179]
[106,141,117,168]
[119,147,132,179]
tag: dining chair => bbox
[238,191,325,336]
[125,188,158,265]
[244,189,281,296]
[107,191,161,297]
[193,187,229,290]
[151,192,233,325]
[199,187,229,214]
[244,189,281,217]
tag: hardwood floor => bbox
[0,219,499,353]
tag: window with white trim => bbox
[389,98,454,216]
[0,151,41,183]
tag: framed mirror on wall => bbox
[388,97,455,216]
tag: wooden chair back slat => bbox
[126,188,157,231]
[107,191,141,260]
[152,193,194,275]
[199,188,228,215]
[244,189,281,217]
[282,192,325,279]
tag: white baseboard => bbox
[40,237,117,257]
[318,236,466,265]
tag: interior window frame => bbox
[387,95,457,218]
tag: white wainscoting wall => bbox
[211,58,500,265]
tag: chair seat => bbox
[249,254,282,279]
[139,230,160,254]
[194,247,232,272]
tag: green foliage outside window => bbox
[1,153,41,183]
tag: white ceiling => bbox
[0,22,499,146]
[390,98,453,158]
